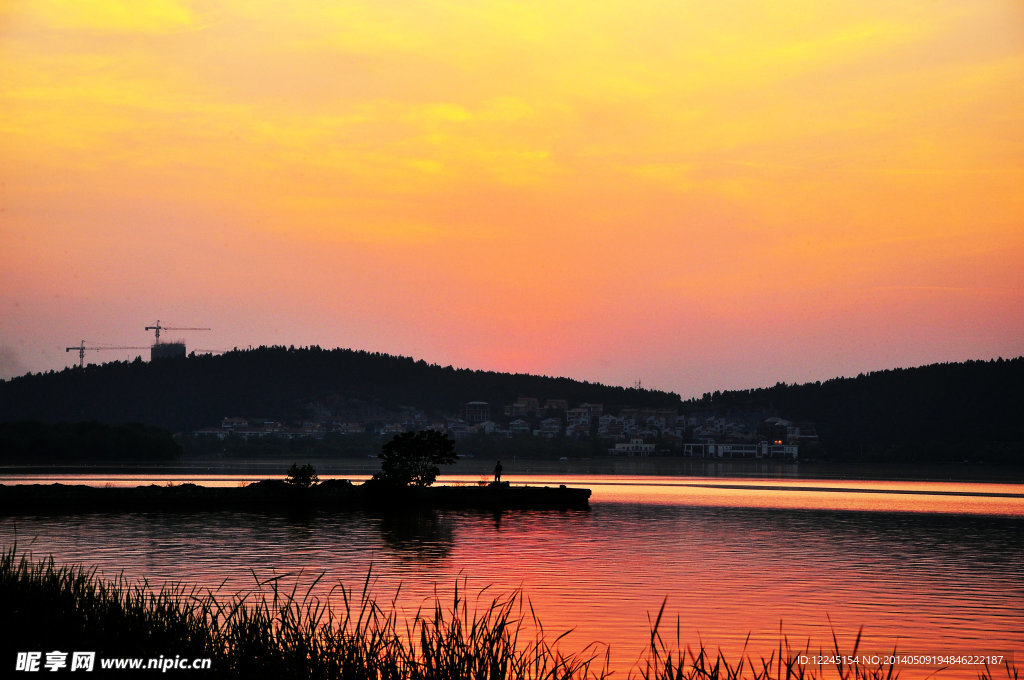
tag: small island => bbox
[0,430,591,513]
[0,478,591,512]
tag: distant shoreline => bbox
[2,455,1022,483]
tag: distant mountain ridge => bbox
[0,345,681,433]
[0,348,1020,463]
[683,357,1023,462]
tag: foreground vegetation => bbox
[1,547,1018,679]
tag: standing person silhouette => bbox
[494,460,503,483]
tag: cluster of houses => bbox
[195,398,814,461]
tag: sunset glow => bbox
[2,0,1022,392]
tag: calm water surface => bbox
[2,475,1021,678]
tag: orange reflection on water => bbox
[5,473,1021,516]
[480,475,1024,517]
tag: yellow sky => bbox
[1,0,1022,391]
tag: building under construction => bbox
[151,341,187,361]
[66,321,210,368]
[145,320,208,361]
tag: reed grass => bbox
[0,545,1017,679]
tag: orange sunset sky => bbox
[1,0,1022,395]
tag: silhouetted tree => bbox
[373,430,456,487]
[285,463,319,488]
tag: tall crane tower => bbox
[66,341,148,368]
[144,320,211,360]
[144,320,211,343]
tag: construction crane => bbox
[144,320,211,343]
[65,341,149,368]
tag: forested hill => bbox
[0,346,681,432]
[684,357,1024,462]
[1,350,1020,463]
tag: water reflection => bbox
[376,510,455,560]
[1,486,1021,679]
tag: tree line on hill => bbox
[0,349,1020,465]
[684,357,1023,463]
[0,345,681,433]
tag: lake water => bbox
[1,474,1021,678]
